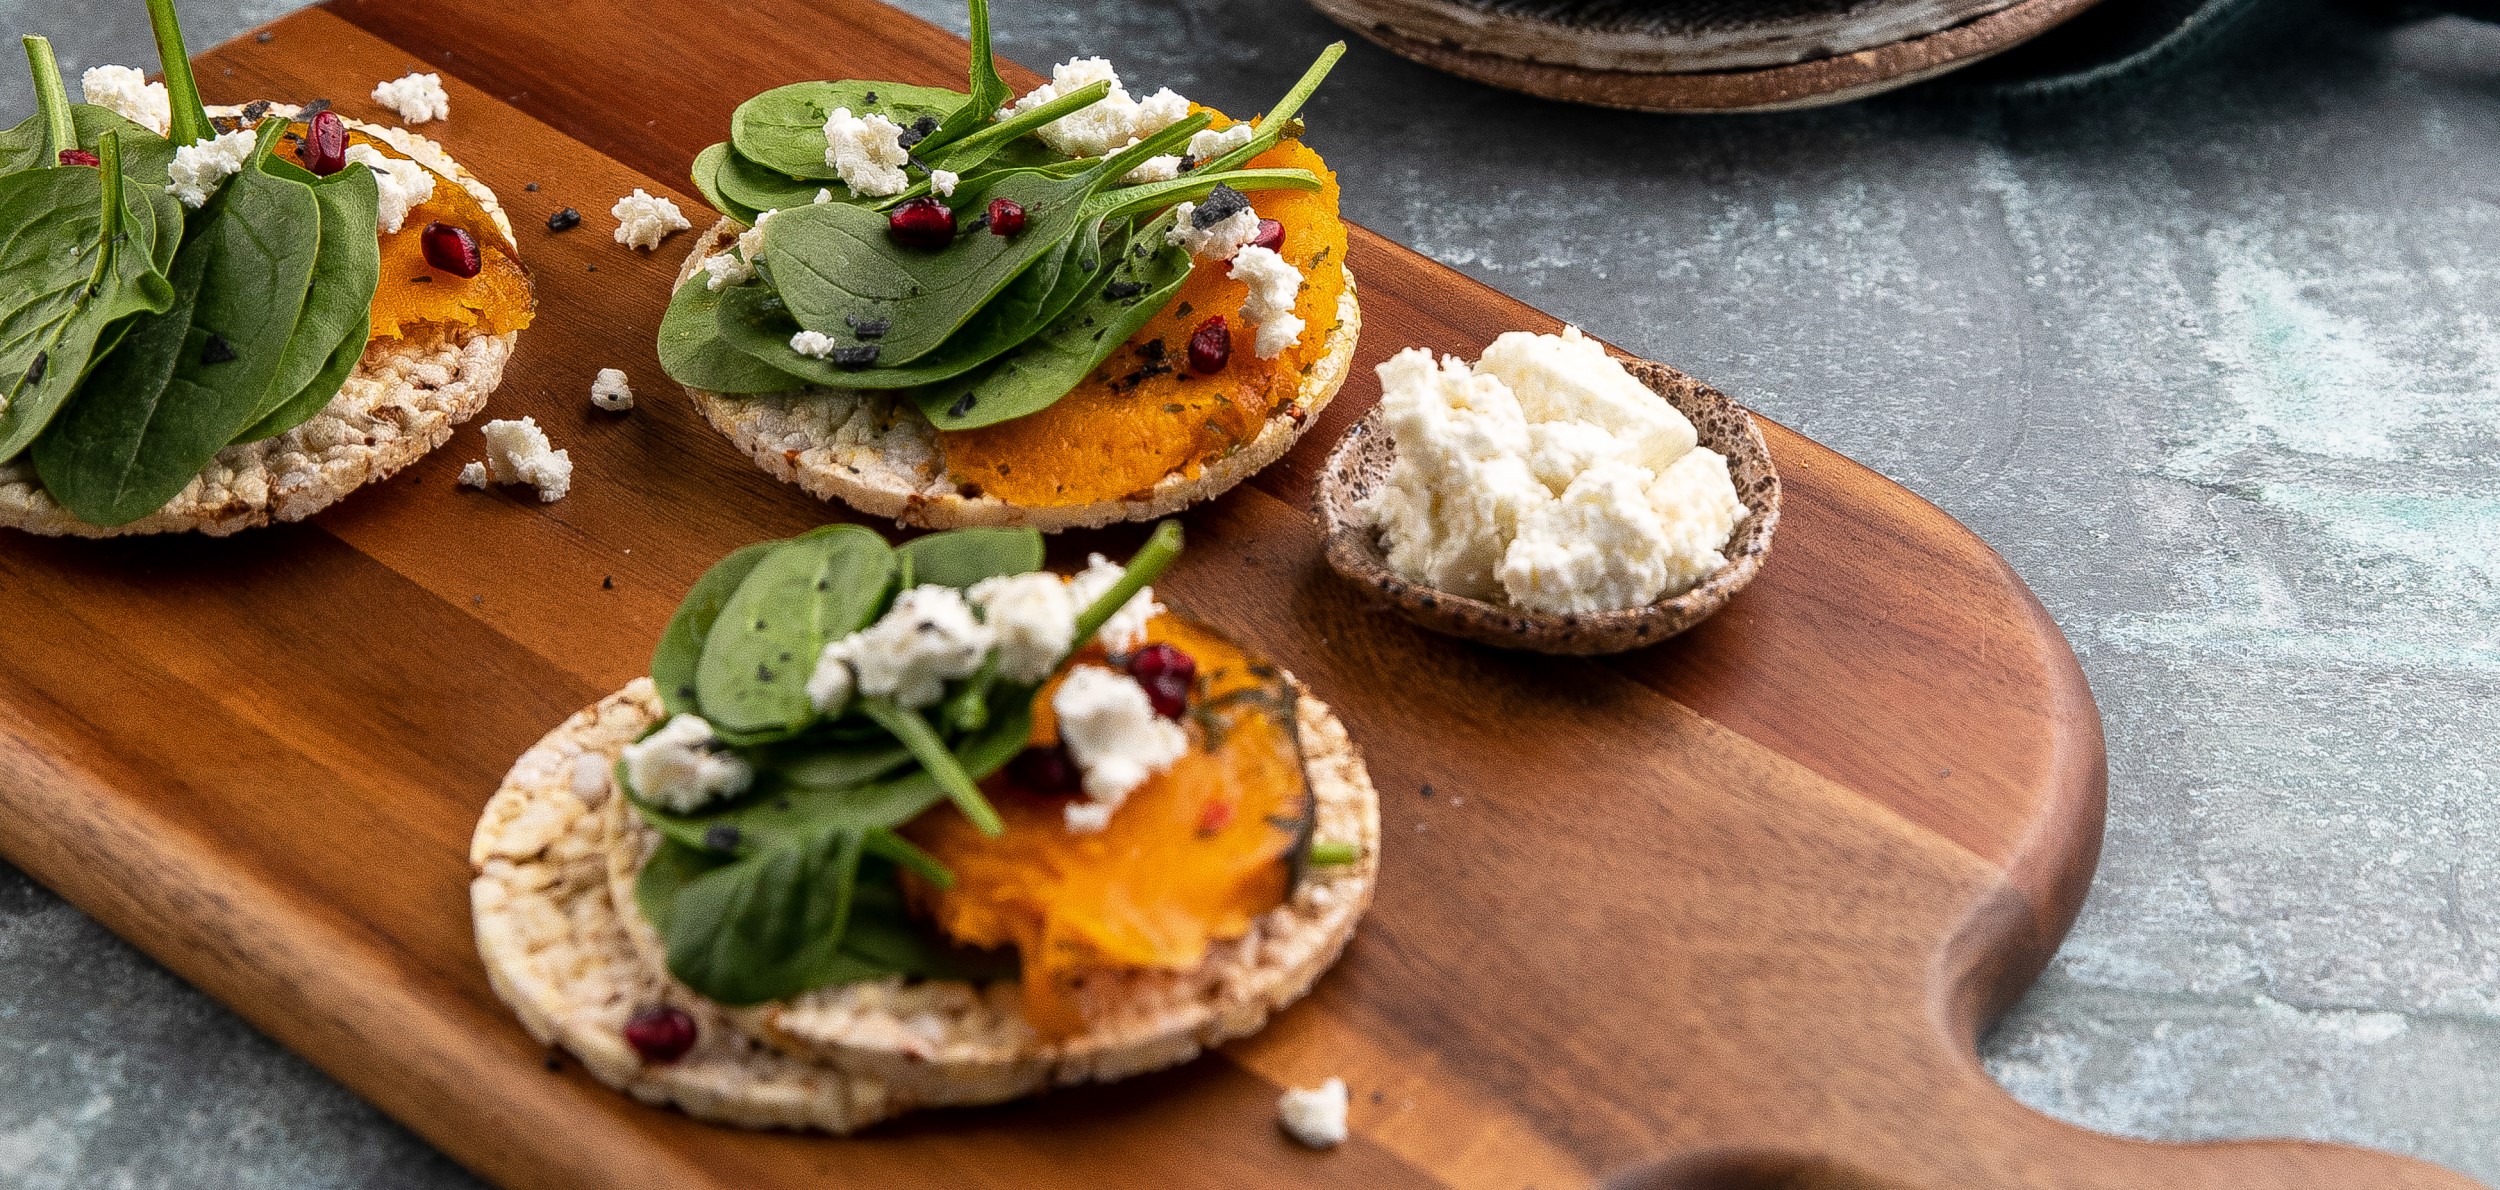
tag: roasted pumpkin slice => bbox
[904,614,1310,1037]
[286,123,534,341]
[935,124,1348,509]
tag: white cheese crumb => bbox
[789,330,838,359]
[79,65,168,135]
[1062,800,1117,834]
[1357,332,1746,613]
[1228,246,1305,359]
[610,188,690,250]
[813,187,834,204]
[1278,1078,1348,1149]
[701,250,755,291]
[370,72,450,125]
[620,714,753,814]
[1186,123,1256,165]
[477,416,573,502]
[1121,154,1182,184]
[1165,200,1261,261]
[929,169,959,197]
[1066,553,1160,654]
[1002,57,1191,159]
[1052,665,1186,830]
[817,585,994,711]
[457,461,489,488]
[164,129,256,209]
[343,143,435,233]
[967,570,1078,684]
[822,107,909,197]
[590,368,635,412]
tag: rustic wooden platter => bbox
[1305,0,2104,112]
[0,2,2471,1186]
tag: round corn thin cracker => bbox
[0,106,520,538]
[472,672,1379,1131]
[671,218,1360,532]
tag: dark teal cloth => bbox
[1950,0,2485,97]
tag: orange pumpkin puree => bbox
[935,120,1348,508]
[903,614,1309,1037]
[286,123,535,341]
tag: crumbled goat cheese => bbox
[1186,122,1256,164]
[457,461,489,488]
[343,143,435,233]
[1122,154,1182,184]
[1278,1078,1349,1149]
[823,107,909,197]
[929,169,959,197]
[813,187,834,203]
[370,71,450,125]
[1357,332,1747,614]
[1067,553,1160,653]
[701,250,755,291]
[477,416,574,502]
[164,129,256,209]
[590,368,635,412]
[1001,57,1191,159]
[621,714,753,813]
[1052,665,1186,829]
[789,330,838,359]
[80,65,168,135]
[1165,200,1260,261]
[814,585,994,712]
[611,188,690,250]
[1228,246,1306,359]
[968,570,1078,684]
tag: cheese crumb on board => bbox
[1278,1078,1348,1149]
[371,72,450,125]
[590,368,635,412]
[611,188,690,250]
[476,417,573,502]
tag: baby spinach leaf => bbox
[860,697,1002,835]
[916,215,1196,431]
[1193,41,1346,176]
[32,121,319,526]
[1072,519,1181,653]
[0,136,175,465]
[648,822,876,1005]
[1087,166,1321,223]
[19,36,74,165]
[232,309,366,444]
[655,541,780,719]
[696,526,896,741]
[895,525,1044,589]
[688,141,764,225]
[919,0,1011,154]
[760,737,914,790]
[33,219,206,503]
[917,80,1111,178]
[242,153,379,437]
[837,875,1015,980]
[143,0,215,149]
[659,274,805,394]
[729,80,962,181]
[710,144,833,219]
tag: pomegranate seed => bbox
[56,148,98,167]
[420,221,481,278]
[887,196,956,249]
[1185,317,1231,376]
[303,110,348,176]
[1250,218,1285,253]
[623,1005,697,1063]
[1126,643,1196,719]
[1196,798,1235,836]
[986,197,1026,237]
[1008,744,1081,795]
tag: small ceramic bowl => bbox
[1316,357,1780,655]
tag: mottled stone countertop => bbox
[2,2,2494,1186]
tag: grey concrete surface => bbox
[3,1,2497,1185]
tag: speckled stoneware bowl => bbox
[1316,357,1780,655]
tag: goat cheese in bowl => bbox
[1317,328,1778,654]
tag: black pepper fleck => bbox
[240,99,272,121]
[524,182,539,192]
[601,576,614,590]
[830,344,881,368]
[546,207,581,232]
[948,390,978,418]
[1193,184,1250,228]
[23,352,45,386]
[199,333,238,365]
[255,30,274,43]
[704,824,743,851]
[1104,280,1145,301]
[844,314,891,339]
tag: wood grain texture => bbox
[0,2,2469,1187]
[1304,0,2104,112]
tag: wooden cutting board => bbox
[0,2,2469,1187]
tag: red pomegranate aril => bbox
[303,110,348,177]
[623,1005,697,1063]
[1196,798,1236,836]
[1008,744,1081,795]
[1249,218,1285,252]
[420,221,482,278]
[1185,317,1231,376]
[986,197,1026,237]
[887,196,956,249]
[56,148,98,167]
[1126,643,1197,719]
